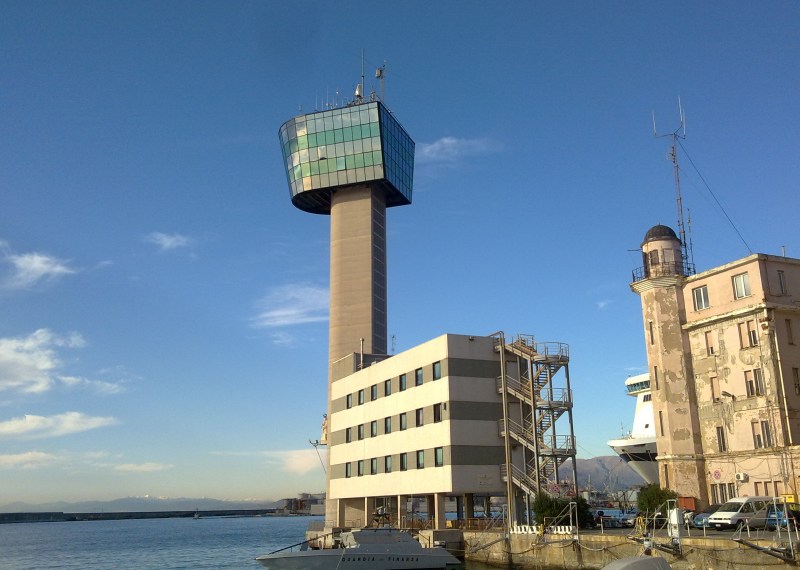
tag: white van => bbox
[707,496,773,529]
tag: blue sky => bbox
[1,1,798,505]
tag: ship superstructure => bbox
[607,373,658,485]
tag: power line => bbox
[677,139,753,254]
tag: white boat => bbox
[256,527,462,569]
[607,373,658,485]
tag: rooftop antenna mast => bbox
[376,61,387,103]
[653,99,694,274]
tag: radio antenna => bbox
[653,98,694,274]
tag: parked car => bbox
[692,504,720,528]
[708,496,772,530]
[765,501,800,530]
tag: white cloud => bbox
[262,449,326,475]
[416,136,496,165]
[114,462,173,473]
[0,451,58,469]
[0,412,118,440]
[59,376,127,395]
[144,232,192,252]
[251,284,328,328]
[596,299,612,310]
[1,242,76,289]
[0,329,85,394]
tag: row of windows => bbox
[691,272,752,311]
[288,151,385,182]
[344,447,445,477]
[345,361,442,409]
[344,404,444,443]
[714,420,773,452]
[693,269,793,312]
[280,104,381,143]
[708,367,764,402]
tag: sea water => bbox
[0,515,512,569]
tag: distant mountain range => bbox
[0,496,282,514]
[2,456,643,513]
[568,455,646,491]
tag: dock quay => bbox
[305,525,799,569]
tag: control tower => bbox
[278,96,415,376]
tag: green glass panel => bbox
[297,135,307,150]
[319,159,329,174]
[327,158,336,172]
[310,161,319,175]
[289,139,298,154]
[343,127,353,142]
[292,164,301,181]
[364,151,374,166]
[350,111,361,126]
[369,106,379,122]
[336,157,345,171]
[325,131,335,145]
[301,163,310,177]
[345,155,355,169]
[370,122,380,137]
[333,113,342,129]
[308,133,317,147]
[372,150,382,165]
[354,153,364,168]
[357,124,367,139]
[334,129,343,143]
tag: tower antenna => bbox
[376,61,387,103]
[652,98,694,275]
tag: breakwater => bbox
[0,509,284,523]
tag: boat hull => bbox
[607,437,658,485]
[256,549,461,569]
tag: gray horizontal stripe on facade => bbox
[448,401,503,421]
[329,445,505,480]
[330,356,500,414]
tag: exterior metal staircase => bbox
[493,332,578,526]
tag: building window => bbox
[399,374,407,391]
[706,333,717,355]
[787,319,795,345]
[346,394,353,409]
[433,361,442,380]
[733,272,751,299]
[653,366,659,390]
[400,413,407,431]
[384,416,391,434]
[663,465,669,489]
[793,368,800,395]
[648,321,655,345]
[777,270,787,295]
[716,426,727,452]
[752,422,764,449]
[384,455,392,473]
[357,460,364,477]
[357,424,364,440]
[415,408,424,427]
[400,453,407,471]
[693,285,710,310]
[345,462,351,478]
[370,420,378,438]
[370,458,378,475]
[745,368,765,397]
[754,482,761,495]
[658,410,664,436]
[346,427,352,443]
[416,450,425,469]
[415,368,423,386]
[358,389,365,405]
[762,421,772,447]
[370,384,378,401]
[711,376,720,402]
[435,447,444,467]
[739,320,758,348]
[434,403,442,423]
[384,379,391,396]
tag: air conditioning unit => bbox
[735,472,749,482]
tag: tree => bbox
[531,494,593,528]
[637,484,677,513]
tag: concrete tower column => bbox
[329,185,387,363]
